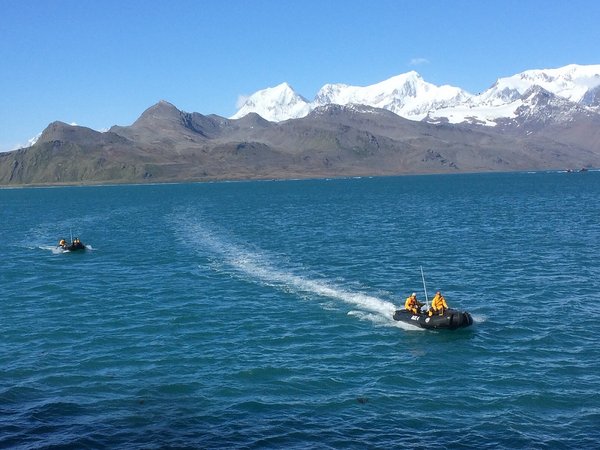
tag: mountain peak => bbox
[314,71,429,105]
[484,64,600,105]
[383,70,423,85]
[143,100,180,116]
[271,82,295,93]
[38,121,75,143]
[230,83,310,121]
[37,121,107,146]
[132,100,183,128]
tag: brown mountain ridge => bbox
[1,95,599,186]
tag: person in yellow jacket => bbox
[405,293,424,315]
[429,291,449,316]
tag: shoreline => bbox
[2,167,594,190]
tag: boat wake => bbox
[38,244,93,254]
[36,245,62,254]
[177,216,417,330]
[470,313,486,324]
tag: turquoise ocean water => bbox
[1,172,599,448]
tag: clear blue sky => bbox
[1,0,599,151]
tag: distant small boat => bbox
[58,239,86,252]
[393,308,473,330]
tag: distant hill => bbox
[2,65,600,186]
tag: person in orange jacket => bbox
[429,291,449,316]
[405,292,424,314]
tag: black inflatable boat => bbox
[58,241,86,252]
[66,241,86,251]
[393,308,473,330]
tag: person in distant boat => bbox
[59,239,68,249]
[429,291,448,316]
[405,292,424,315]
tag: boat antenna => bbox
[70,228,73,244]
[420,266,429,309]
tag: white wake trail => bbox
[179,218,412,327]
[229,252,397,318]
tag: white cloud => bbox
[27,132,42,147]
[236,94,249,109]
[6,132,41,151]
[409,57,430,66]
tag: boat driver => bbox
[405,292,424,315]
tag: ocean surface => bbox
[1,171,599,449]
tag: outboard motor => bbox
[448,311,473,329]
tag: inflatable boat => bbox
[393,308,473,330]
[58,241,86,252]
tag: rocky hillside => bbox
[1,97,599,186]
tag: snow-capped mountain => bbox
[232,64,600,126]
[313,71,471,120]
[427,64,600,126]
[231,82,311,121]
[478,64,600,105]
